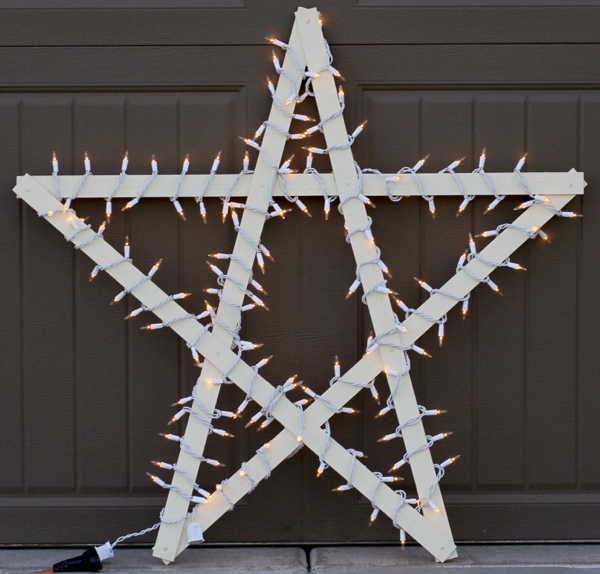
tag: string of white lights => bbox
[303,154,336,218]
[398,156,435,217]
[74,220,106,249]
[377,406,446,443]
[245,376,298,430]
[122,155,158,211]
[222,153,254,221]
[159,433,225,467]
[170,154,190,220]
[106,153,129,220]
[368,472,405,526]
[64,152,92,209]
[52,151,61,201]
[415,457,460,513]
[388,433,452,473]
[438,157,474,216]
[110,258,162,304]
[317,421,331,477]
[196,152,222,222]
[473,149,504,214]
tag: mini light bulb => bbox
[173,199,185,220]
[346,278,361,299]
[376,405,393,418]
[468,233,477,254]
[52,151,58,173]
[428,198,436,218]
[334,355,341,378]
[484,197,502,214]
[351,120,368,139]
[440,455,461,468]
[462,298,469,319]
[333,485,352,492]
[516,153,527,171]
[271,50,281,72]
[280,154,294,171]
[412,154,429,172]
[121,150,129,173]
[211,150,221,173]
[378,260,391,277]
[478,147,486,170]
[124,236,130,258]
[84,151,91,173]
[456,197,470,217]
[369,507,379,525]
[369,382,379,403]
[338,85,345,104]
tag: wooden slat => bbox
[154,21,309,564]
[296,8,457,559]
[26,170,585,199]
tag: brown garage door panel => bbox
[1,0,600,46]
[0,7,599,544]
[1,496,600,544]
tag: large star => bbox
[13,6,584,566]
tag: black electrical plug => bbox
[32,543,113,573]
[51,547,102,572]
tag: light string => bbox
[317,421,331,476]
[52,151,60,201]
[398,156,435,217]
[222,153,253,222]
[196,151,221,222]
[171,154,189,220]
[438,157,474,217]
[106,152,128,221]
[473,149,504,214]
[64,152,92,210]
[122,155,158,211]
[73,221,107,250]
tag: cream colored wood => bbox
[13,175,457,562]
[295,8,458,559]
[153,21,309,564]
[25,170,585,199]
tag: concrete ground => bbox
[2,545,600,573]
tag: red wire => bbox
[33,569,53,573]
